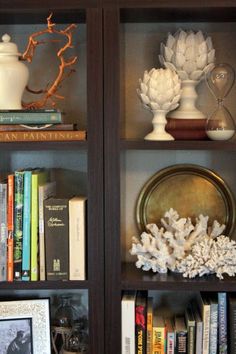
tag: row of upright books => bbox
[122,290,236,354]
[0,168,86,282]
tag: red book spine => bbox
[166,129,208,140]
[135,290,147,354]
[166,118,207,131]
[7,174,14,282]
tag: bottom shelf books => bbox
[121,291,233,354]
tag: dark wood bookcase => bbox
[0,1,104,353]
[2,0,236,353]
[104,1,236,353]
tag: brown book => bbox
[0,123,76,131]
[166,129,208,140]
[166,118,207,131]
[0,130,86,142]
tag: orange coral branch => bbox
[22,13,77,109]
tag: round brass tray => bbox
[136,164,235,237]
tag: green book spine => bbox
[13,171,24,280]
[31,170,49,281]
[0,111,62,124]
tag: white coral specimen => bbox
[130,208,225,275]
[159,29,215,81]
[176,236,236,279]
[137,68,181,112]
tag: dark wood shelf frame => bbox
[2,1,236,353]
[104,3,236,353]
[85,7,104,354]
[0,3,105,354]
[0,141,87,151]
[0,280,90,290]
[121,139,236,151]
[104,5,122,354]
[122,263,236,292]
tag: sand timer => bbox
[205,63,235,140]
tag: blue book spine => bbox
[22,171,32,281]
[218,292,227,354]
[0,183,7,281]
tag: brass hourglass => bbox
[205,63,235,140]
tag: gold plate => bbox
[136,164,235,237]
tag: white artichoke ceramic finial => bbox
[159,29,215,81]
[159,29,215,119]
[137,67,181,140]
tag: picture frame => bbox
[0,298,51,354]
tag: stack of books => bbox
[121,291,233,354]
[166,118,208,140]
[0,109,86,142]
[0,168,87,282]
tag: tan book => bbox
[69,196,87,280]
[0,130,86,142]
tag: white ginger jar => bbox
[0,34,29,109]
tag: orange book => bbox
[0,130,86,142]
[7,174,14,282]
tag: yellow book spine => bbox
[153,327,166,354]
[147,309,153,353]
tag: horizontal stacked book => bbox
[121,291,232,354]
[0,109,86,142]
[0,168,87,282]
[166,118,208,140]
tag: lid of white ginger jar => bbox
[0,34,21,56]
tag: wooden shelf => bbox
[0,3,88,24]
[122,263,236,291]
[121,139,236,151]
[0,280,90,290]
[117,0,236,8]
[120,6,236,23]
[0,140,87,151]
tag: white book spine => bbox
[202,305,210,354]
[196,321,203,354]
[69,197,86,280]
[122,294,135,354]
[167,332,175,354]
[209,303,218,354]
